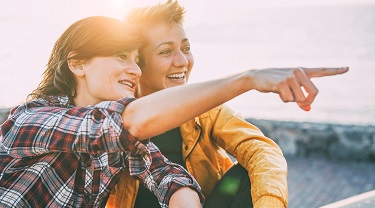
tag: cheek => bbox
[87,76,106,95]
[140,67,155,83]
[187,55,194,76]
[88,70,114,93]
[145,60,168,78]
[185,53,194,69]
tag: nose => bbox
[173,50,189,68]
[127,61,142,78]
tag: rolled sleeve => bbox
[129,142,205,208]
[0,97,137,158]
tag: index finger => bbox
[303,66,349,78]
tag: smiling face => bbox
[138,23,194,97]
[71,50,141,106]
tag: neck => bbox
[73,84,99,107]
[136,85,156,98]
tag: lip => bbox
[118,79,136,90]
[166,71,186,80]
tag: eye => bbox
[117,54,127,60]
[135,56,140,64]
[159,49,171,55]
[182,46,190,52]
[182,45,191,53]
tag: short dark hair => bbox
[125,0,186,27]
[124,0,185,67]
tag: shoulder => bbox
[195,104,242,129]
[199,104,239,120]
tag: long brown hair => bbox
[28,16,143,103]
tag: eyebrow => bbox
[155,38,189,50]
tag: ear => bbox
[67,52,85,77]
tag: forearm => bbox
[169,187,202,208]
[123,71,253,140]
[235,139,288,207]
[123,66,348,140]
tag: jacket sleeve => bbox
[211,105,288,208]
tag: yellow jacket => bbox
[107,105,288,208]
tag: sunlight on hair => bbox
[111,0,167,18]
[113,0,126,7]
[113,0,166,8]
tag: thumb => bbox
[297,102,311,111]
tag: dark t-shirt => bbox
[135,127,185,208]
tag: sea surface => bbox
[0,2,374,126]
[186,3,375,126]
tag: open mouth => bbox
[166,72,185,80]
[118,80,135,89]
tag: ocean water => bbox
[0,2,374,126]
[186,3,375,126]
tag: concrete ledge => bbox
[2,108,374,161]
[0,108,11,125]
[246,118,375,161]
[320,190,375,208]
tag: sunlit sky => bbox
[2,0,374,24]
[1,0,375,109]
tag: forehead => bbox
[142,22,188,47]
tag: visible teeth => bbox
[119,81,133,88]
[167,72,185,79]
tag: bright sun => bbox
[113,0,126,7]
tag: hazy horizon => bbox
[1,0,374,126]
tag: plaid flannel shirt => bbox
[0,96,204,208]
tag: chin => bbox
[167,82,185,88]
[123,93,136,98]
[110,94,134,101]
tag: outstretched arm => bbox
[123,67,348,140]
